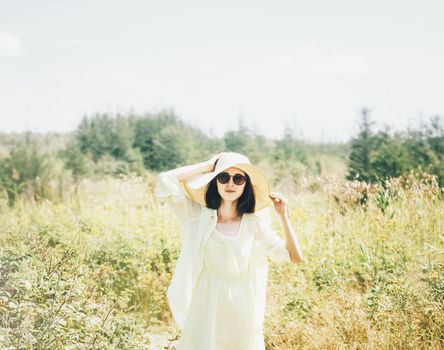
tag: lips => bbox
[225,190,236,193]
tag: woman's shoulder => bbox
[186,205,214,224]
[249,209,274,233]
[244,212,264,232]
[248,212,260,223]
[250,208,271,222]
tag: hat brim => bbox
[180,163,273,212]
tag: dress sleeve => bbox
[256,216,291,263]
[155,172,203,224]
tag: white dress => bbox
[176,217,265,350]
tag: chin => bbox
[221,194,241,202]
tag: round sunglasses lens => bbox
[217,173,230,184]
[233,174,246,185]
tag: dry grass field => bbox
[1,170,443,349]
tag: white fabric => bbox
[155,170,291,348]
[178,227,260,349]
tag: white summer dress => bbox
[176,216,263,350]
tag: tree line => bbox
[0,108,442,205]
[347,108,444,187]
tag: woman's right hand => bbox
[206,152,225,172]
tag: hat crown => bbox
[215,152,251,171]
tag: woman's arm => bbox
[162,153,220,182]
[155,154,222,223]
[278,210,303,264]
[269,192,304,264]
[162,161,211,182]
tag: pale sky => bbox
[1,0,443,142]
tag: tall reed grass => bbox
[0,171,442,349]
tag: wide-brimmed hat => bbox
[179,152,273,212]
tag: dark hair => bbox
[205,172,256,215]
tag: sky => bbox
[1,0,443,143]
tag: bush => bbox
[0,139,67,205]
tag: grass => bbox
[0,171,443,349]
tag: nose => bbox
[225,178,236,189]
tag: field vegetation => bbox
[1,109,443,349]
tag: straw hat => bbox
[179,152,273,212]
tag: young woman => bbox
[155,152,303,350]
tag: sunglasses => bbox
[216,172,247,186]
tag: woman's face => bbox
[216,167,247,203]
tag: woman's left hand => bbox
[269,192,289,218]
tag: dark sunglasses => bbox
[216,172,247,186]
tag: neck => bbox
[217,200,241,222]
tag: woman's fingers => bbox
[269,194,281,202]
[269,192,288,204]
[207,153,221,171]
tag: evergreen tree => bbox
[61,140,93,182]
[372,132,413,180]
[132,111,200,171]
[274,123,308,165]
[422,115,444,186]
[346,108,376,182]
[75,113,135,163]
[223,115,251,153]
